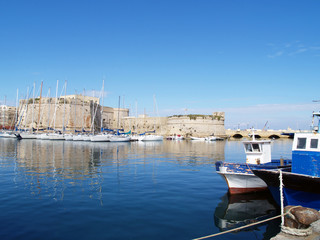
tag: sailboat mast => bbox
[91,90,94,133]
[14,88,19,131]
[117,96,120,129]
[74,90,77,133]
[2,96,5,129]
[82,89,85,132]
[23,87,29,130]
[37,81,43,132]
[62,81,67,133]
[53,80,59,131]
[153,95,156,130]
[100,80,104,132]
[47,88,52,130]
[32,82,35,132]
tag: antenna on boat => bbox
[312,100,320,133]
[251,128,255,141]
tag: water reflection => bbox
[0,139,226,201]
[214,192,280,238]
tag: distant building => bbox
[12,95,226,137]
[121,112,226,137]
[17,95,129,132]
[0,105,17,130]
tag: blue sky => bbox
[1,0,320,130]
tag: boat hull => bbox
[109,136,131,142]
[216,161,291,194]
[90,134,110,142]
[140,135,163,141]
[190,137,206,141]
[64,134,74,141]
[218,171,267,194]
[252,169,320,210]
[20,133,37,139]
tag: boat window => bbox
[245,144,252,152]
[252,144,260,152]
[310,139,318,149]
[297,138,307,149]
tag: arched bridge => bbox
[226,129,300,139]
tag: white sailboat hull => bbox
[20,132,37,139]
[73,135,84,141]
[37,133,64,140]
[90,134,110,142]
[64,134,74,141]
[0,132,18,138]
[190,137,206,141]
[82,135,91,141]
[109,135,131,142]
[47,133,65,140]
[140,135,163,141]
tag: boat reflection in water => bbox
[214,191,281,238]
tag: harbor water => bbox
[0,138,293,240]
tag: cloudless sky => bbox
[1,0,320,130]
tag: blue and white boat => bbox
[215,131,291,194]
[253,111,320,210]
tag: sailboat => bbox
[20,83,37,139]
[90,80,111,142]
[139,95,163,141]
[73,89,92,141]
[43,81,64,140]
[61,81,74,141]
[2,89,21,139]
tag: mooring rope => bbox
[193,214,282,240]
[279,169,284,226]
[193,206,300,239]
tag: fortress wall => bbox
[17,97,128,133]
[120,112,226,137]
[120,116,167,135]
[0,106,17,129]
[166,114,226,137]
[19,102,95,132]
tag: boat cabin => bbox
[292,132,320,177]
[291,111,320,176]
[243,140,272,164]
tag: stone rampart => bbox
[120,112,226,137]
[166,115,226,137]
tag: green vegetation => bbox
[169,114,224,121]
[171,114,212,120]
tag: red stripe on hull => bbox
[229,187,268,194]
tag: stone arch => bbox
[268,134,280,139]
[232,134,243,138]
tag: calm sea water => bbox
[0,138,293,240]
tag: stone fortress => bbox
[1,94,226,137]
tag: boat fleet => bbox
[0,130,227,142]
[216,111,320,211]
[0,130,165,142]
